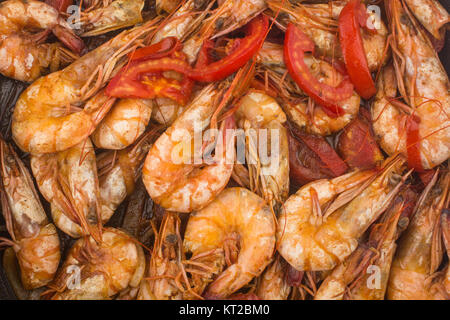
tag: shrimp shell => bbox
[184,187,276,299]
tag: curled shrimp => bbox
[372,0,450,170]
[91,98,153,150]
[0,139,60,290]
[258,42,361,136]
[256,255,291,300]
[387,170,449,300]
[2,247,47,299]
[183,187,276,299]
[11,20,157,154]
[267,0,389,72]
[78,0,145,37]
[49,227,146,300]
[235,90,290,208]
[142,84,236,213]
[30,138,101,240]
[315,187,417,300]
[277,155,410,272]
[0,0,84,82]
[403,0,450,39]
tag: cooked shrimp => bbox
[149,0,216,126]
[372,0,450,170]
[387,171,449,300]
[156,0,182,14]
[0,139,60,290]
[87,1,193,148]
[208,0,267,37]
[152,97,186,126]
[153,0,202,43]
[11,20,157,154]
[1,247,47,299]
[403,0,450,39]
[183,187,276,299]
[49,228,146,300]
[30,138,101,240]
[277,155,409,272]
[97,130,158,225]
[79,0,145,37]
[256,255,291,300]
[102,1,210,141]
[94,0,213,149]
[315,187,416,300]
[267,0,389,72]
[138,211,185,300]
[0,0,83,82]
[91,98,153,150]
[235,90,290,208]
[142,84,236,213]
[258,42,361,136]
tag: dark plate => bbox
[0,0,449,300]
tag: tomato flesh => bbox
[189,15,269,82]
[284,23,354,118]
[338,0,376,99]
[406,115,424,171]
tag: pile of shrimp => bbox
[0,0,448,300]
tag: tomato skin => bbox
[45,0,72,12]
[288,125,348,187]
[337,112,384,170]
[284,23,354,118]
[397,188,418,222]
[338,0,376,99]
[189,15,269,82]
[106,47,194,105]
[293,127,348,177]
[107,14,268,99]
[406,115,424,171]
[418,170,436,186]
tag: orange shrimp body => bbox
[184,188,276,299]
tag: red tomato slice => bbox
[189,14,269,82]
[337,114,384,170]
[338,0,376,99]
[284,23,354,118]
[106,49,193,105]
[129,37,182,62]
[406,115,424,171]
[288,125,348,187]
